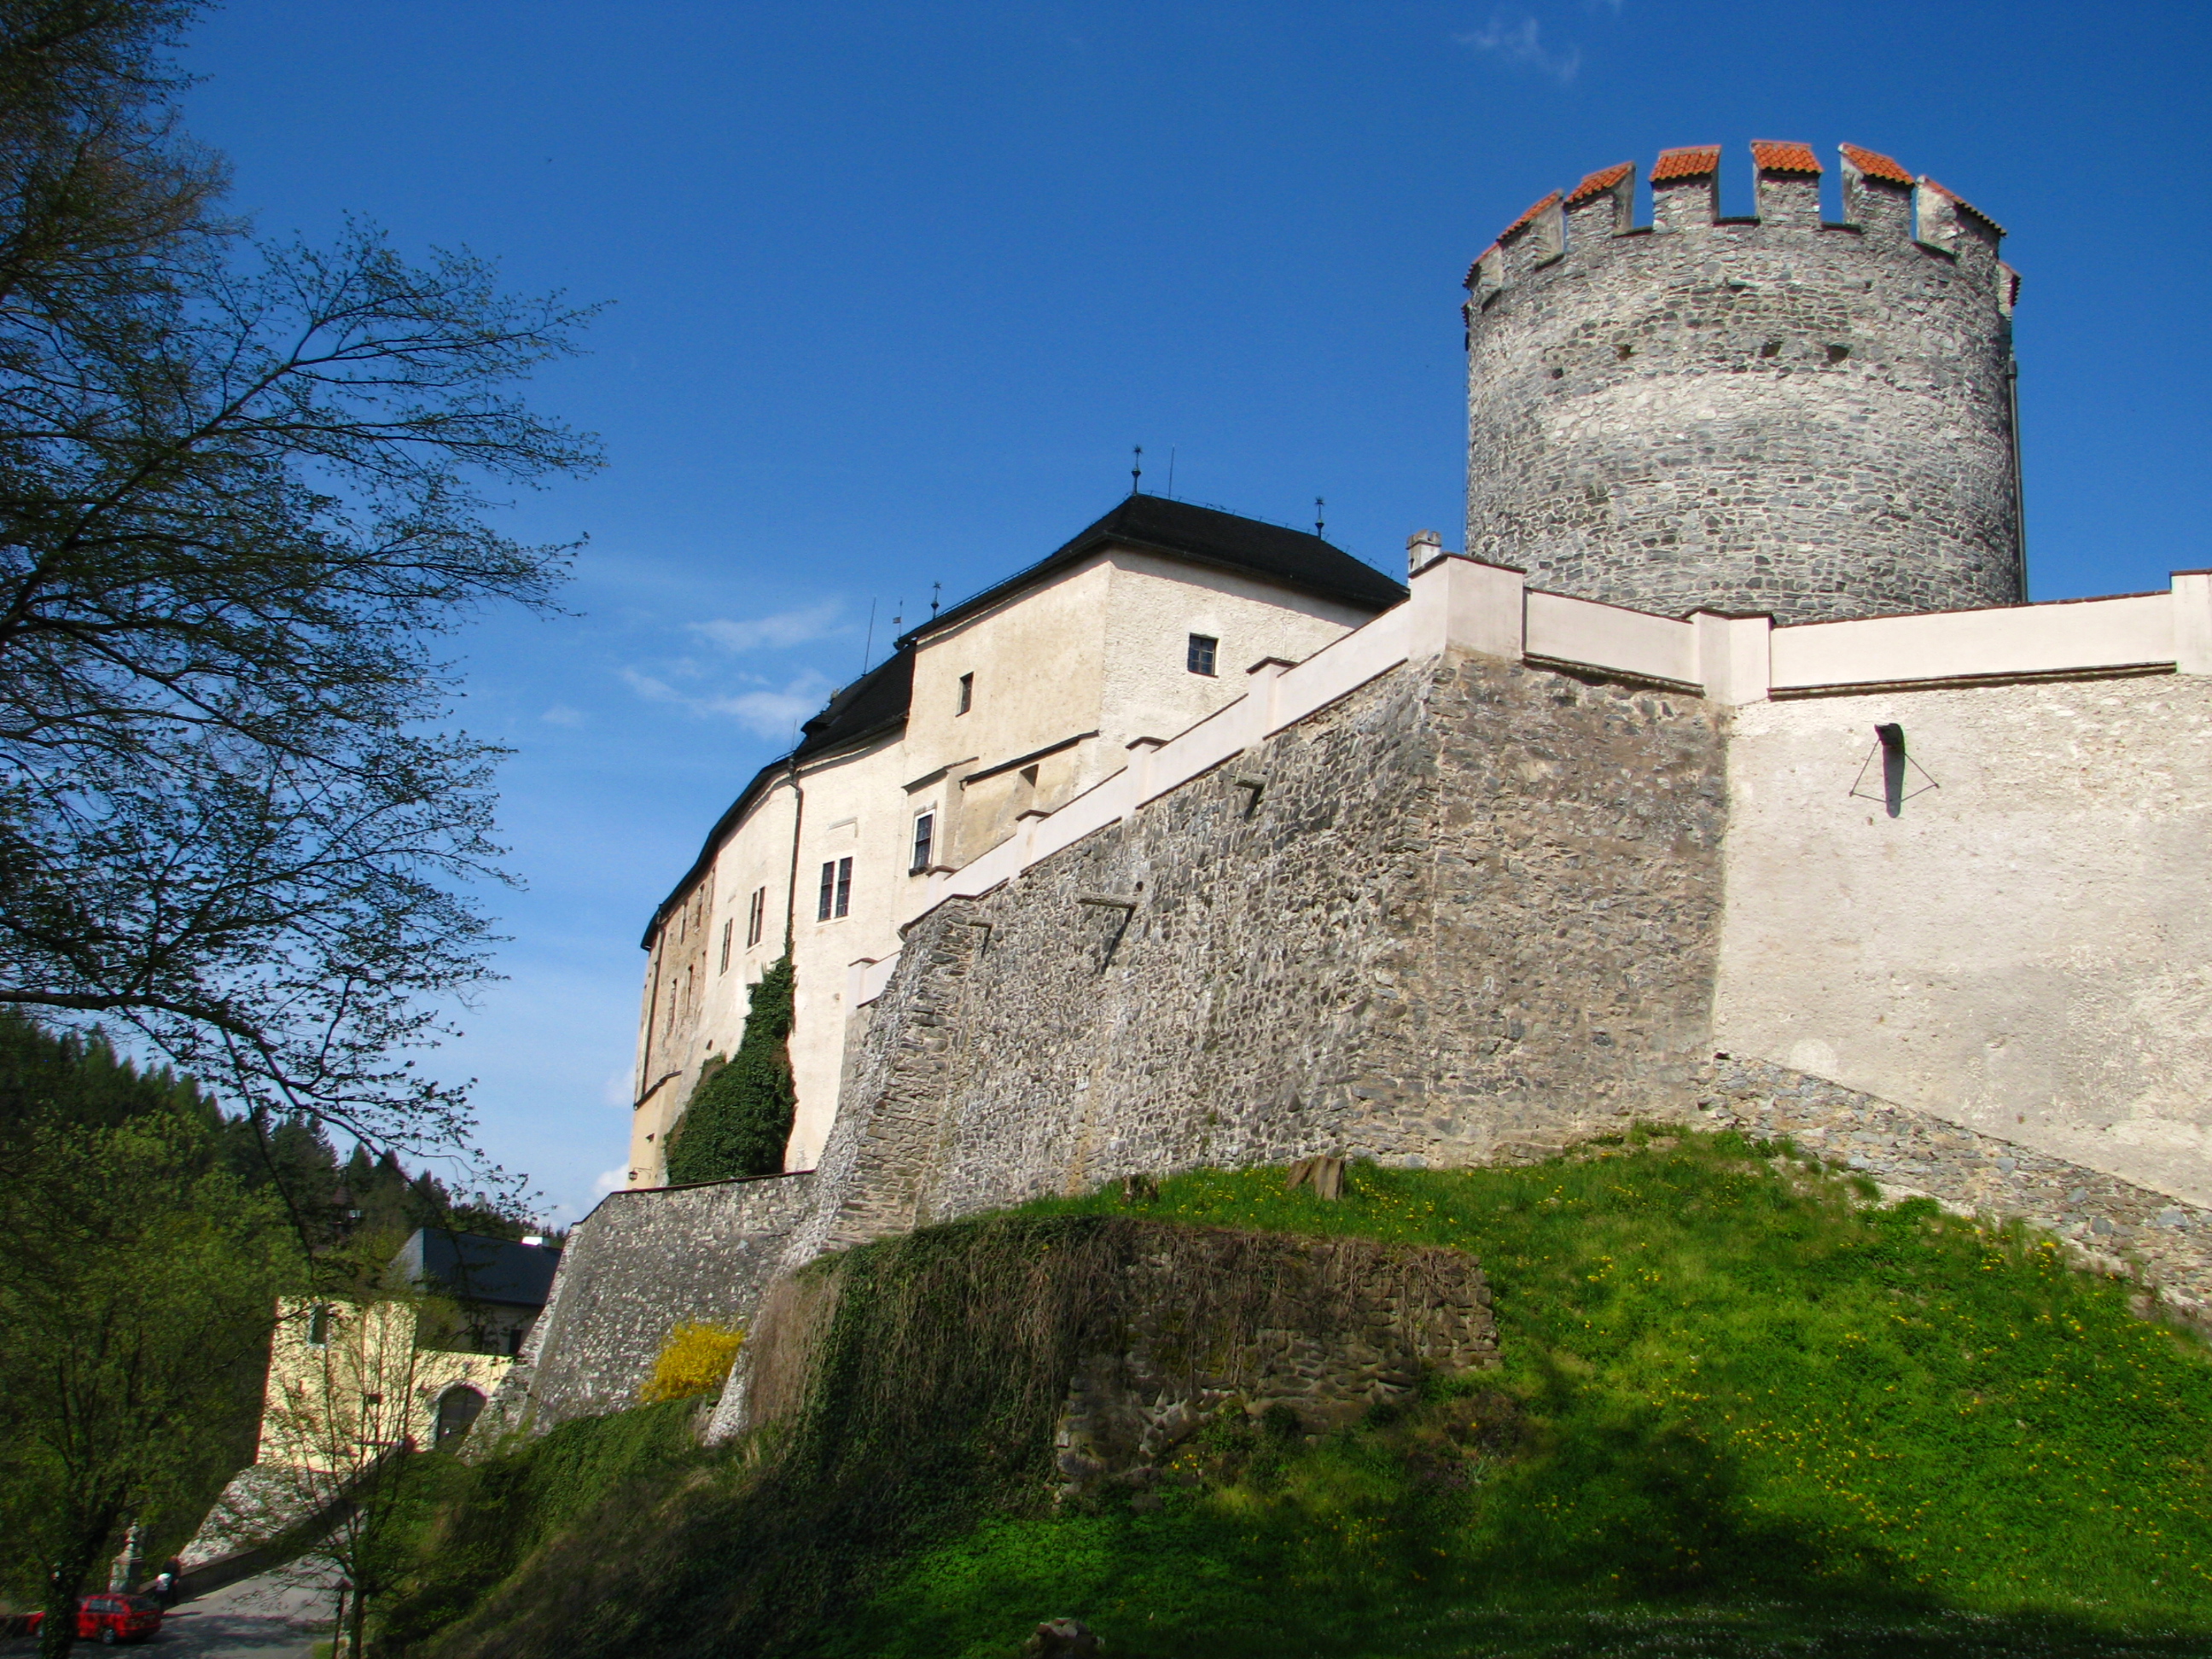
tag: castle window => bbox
[719,918,732,973]
[957,672,973,714]
[818,857,852,921]
[745,885,766,948]
[911,812,934,875]
[307,1304,330,1347]
[1187,633,1218,676]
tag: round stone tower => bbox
[1464,142,2024,625]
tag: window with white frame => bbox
[817,856,853,921]
[911,811,934,875]
[1187,633,1218,676]
[745,885,766,947]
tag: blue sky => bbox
[178,0,2210,1222]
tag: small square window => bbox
[1187,633,1218,676]
[911,812,935,875]
[957,672,973,714]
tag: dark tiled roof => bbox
[795,643,913,763]
[392,1229,562,1309]
[643,497,1403,946]
[1839,143,1913,185]
[1651,145,1722,183]
[907,494,1406,645]
[1565,162,1633,207]
[1751,141,1822,176]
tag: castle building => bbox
[515,142,2212,1439]
[629,494,1404,1184]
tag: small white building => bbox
[628,494,1405,1185]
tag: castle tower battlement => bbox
[1465,143,2024,625]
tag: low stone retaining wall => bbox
[712,1217,1495,1485]
[1698,1058,2212,1318]
[480,1171,816,1438]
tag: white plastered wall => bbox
[1097,552,1377,751]
[783,734,914,1169]
[1714,673,2212,1207]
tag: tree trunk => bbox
[38,1504,121,1659]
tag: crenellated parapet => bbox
[1465,143,2025,624]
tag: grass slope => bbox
[386,1133,2212,1658]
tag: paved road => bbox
[3,1569,337,1659]
[153,1568,337,1659]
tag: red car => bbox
[25,1595,164,1644]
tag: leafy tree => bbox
[0,0,600,1160]
[0,1098,294,1657]
[664,957,795,1183]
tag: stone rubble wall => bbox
[1698,1057,2212,1318]
[494,637,2212,1442]
[1051,1225,1496,1493]
[803,647,1728,1249]
[475,1171,815,1438]
[713,1216,1494,1478]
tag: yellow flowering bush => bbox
[638,1319,744,1403]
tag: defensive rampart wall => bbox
[478,1171,815,1436]
[492,558,2212,1435]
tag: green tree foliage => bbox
[0,1008,543,1648]
[0,0,599,1157]
[0,1078,294,1656]
[663,958,795,1184]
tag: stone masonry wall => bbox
[478,1172,815,1436]
[1052,1225,1497,1493]
[508,641,2212,1446]
[1697,1057,2212,1320]
[1466,148,2022,625]
[804,646,1731,1247]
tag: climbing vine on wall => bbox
[664,957,796,1184]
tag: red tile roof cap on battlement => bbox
[1839,143,1913,185]
[1564,162,1633,207]
[1650,145,1721,183]
[1919,176,2007,237]
[1750,141,1821,175]
[1497,190,1562,243]
[1463,241,1501,288]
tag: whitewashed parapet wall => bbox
[854,556,2212,1010]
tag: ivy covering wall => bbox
[664,958,796,1184]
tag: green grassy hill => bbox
[380,1132,2212,1657]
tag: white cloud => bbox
[593,1166,629,1196]
[602,1069,634,1109]
[1458,13,1581,82]
[690,599,843,654]
[541,703,585,727]
[623,666,834,740]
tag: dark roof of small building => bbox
[899,494,1405,647]
[391,1229,562,1310]
[641,497,1403,948]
